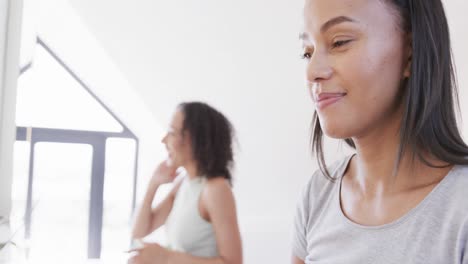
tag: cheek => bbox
[320,40,405,138]
[340,39,405,105]
[166,137,180,152]
[173,139,183,152]
[168,137,176,148]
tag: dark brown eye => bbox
[332,40,352,49]
[301,52,312,60]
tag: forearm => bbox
[168,251,238,264]
[131,183,159,239]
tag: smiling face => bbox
[161,110,194,168]
[302,0,411,139]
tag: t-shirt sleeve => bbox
[459,210,468,264]
[462,242,468,264]
[462,228,468,264]
[292,182,311,260]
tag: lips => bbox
[315,92,346,110]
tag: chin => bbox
[166,157,176,167]
[320,122,353,140]
[319,110,360,137]
[167,155,180,167]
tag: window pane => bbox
[16,45,123,132]
[28,142,92,261]
[6,141,31,258]
[101,138,135,258]
[11,141,30,222]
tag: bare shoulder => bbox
[200,177,237,222]
[200,177,235,209]
[203,177,232,197]
[205,177,231,188]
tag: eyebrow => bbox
[321,16,356,33]
[299,15,357,41]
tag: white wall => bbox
[61,0,468,262]
[0,0,23,219]
[31,0,167,203]
[445,0,468,139]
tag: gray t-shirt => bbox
[293,155,468,264]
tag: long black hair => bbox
[311,0,468,180]
[178,102,236,183]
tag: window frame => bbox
[15,37,139,259]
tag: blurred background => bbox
[0,0,467,263]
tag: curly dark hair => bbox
[178,102,236,183]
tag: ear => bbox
[403,34,412,78]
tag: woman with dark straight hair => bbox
[129,102,242,264]
[293,0,468,263]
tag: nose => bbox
[306,51,333,93]
[161,133,168,144]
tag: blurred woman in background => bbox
[130,102,242,264]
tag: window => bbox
[12,39,139,259]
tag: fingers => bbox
[131,238,145,251]
[127,252,140,264]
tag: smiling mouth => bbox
[316,93,346,110]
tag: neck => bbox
[350,110,422,195]
[183,161,199,180]
[351,131,450,197]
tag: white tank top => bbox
[164,176,218,257]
